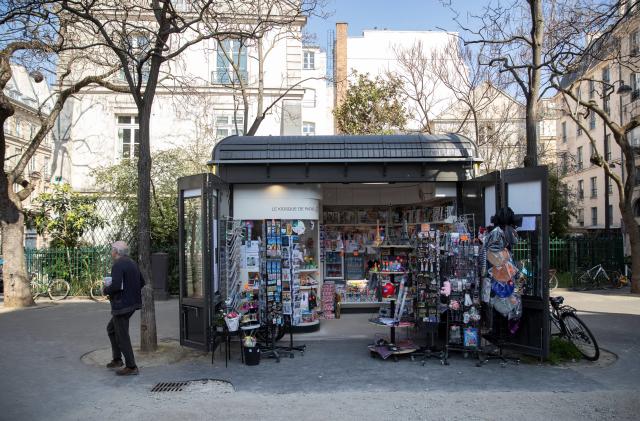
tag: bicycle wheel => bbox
[573,272,592,290]
[31,281,41,300]
[609,271,622,289]
[89,280,107,301]
[561,312,599,361]
[48,279,70,301]
[550,275,559,290]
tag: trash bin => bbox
[243,346,261,366]
[151,252,169,300]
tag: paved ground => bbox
[1,290,639,420]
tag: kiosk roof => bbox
[211,134,481,164]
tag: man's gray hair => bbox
[111,241,129,257]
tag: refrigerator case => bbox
[324,251,344,280]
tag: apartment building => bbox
[54,14,331,192]
[333,24,461,133]
[2,65,54,247]
[301,45,334,136]
[554,9,640,232]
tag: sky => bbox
[304,0,492,49]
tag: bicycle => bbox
[549,269,559,290]
[549,296,599,361]
[30,273,70,301]
[89,278,108,301]
[573,264,620,290]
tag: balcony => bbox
[211,70,248,85]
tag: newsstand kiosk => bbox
[178,134,550,361]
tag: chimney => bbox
[334,22,348,133]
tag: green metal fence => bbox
[25,247,111,295]
[512,234,624,278]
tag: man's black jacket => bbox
[104,256,145,316]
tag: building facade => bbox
[333,24,461,133]
[555,9,640,232]
[54,17,333,192]
[3,65,53,247]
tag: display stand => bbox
[368,244,417,361]
[479,310,521,366]
[280,314,306,356]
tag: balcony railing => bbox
[591,188,598,198]
[211,70,248,85]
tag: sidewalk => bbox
[1,292,639,420]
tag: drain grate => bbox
[151,381,190,392]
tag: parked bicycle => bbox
[30,273,70,301]
[89,278,108,301]
[573,264,622,290]
[549,269,559,290]
[549,296,599,361]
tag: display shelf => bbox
[375,244,414,249]
[296,319,320,327]
[375,271,409,275]
[296,268,320,273]
[325,276,343,280]
[299,285,319,290]
[341,301,383,308]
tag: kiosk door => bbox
[462,167,550,358]
[178,173,229,351]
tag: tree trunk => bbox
[621,203,640,294]
[137,102,157,352]
[525,0,543,168]
[0,173,35,308]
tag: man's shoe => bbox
[106,359,124,369]
[116,366,139,376]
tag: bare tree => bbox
[0,1,120,308]
[58,0,321,351]
[391,40,443,133]
[429,39,526,172]
[546,0,640,293]
[455,0,546,167]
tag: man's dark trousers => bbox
[107,311,136,368]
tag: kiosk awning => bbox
[210,134,482,184]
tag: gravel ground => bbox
[2,292,640,420]
[68,389,638,421]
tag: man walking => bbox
[104,241,145,376]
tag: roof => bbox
[5,64,53,114]
[211,134,481,165]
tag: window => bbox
[577,146,583,170]
[215,113,244,139]
[631,29,639,55]
[302,121,316,136]
[116,115,139,159]
[43,157,49,179]
[28,155,37,173]
[15,118,21,137]
[577,208,585,226]
[590,142,597,162]
[589,79,596,99]
[578,179,584,199]
[631,72,640,101]
[590,176,597,198]
[602,66,610,84]
[606,176,613,195]
[608,204,614,226]
[605,134,612,160]
[562,122,567,143]
[303,88,316,108]
[303,51,315,70]
[604,95,611,114]
[478,123,495,145]
[576,116,583,136]
[213,39,247,84]
[561,152,568,175]
[589,112,596,130]
[591,207,598,226]
[119,34,151,82]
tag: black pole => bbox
[604,124,610,233]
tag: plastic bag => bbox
[491,279,515,298]
[491,293,522,320]
[481,277,492,303]
[489,260,518,283]
[487,249,510,267]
